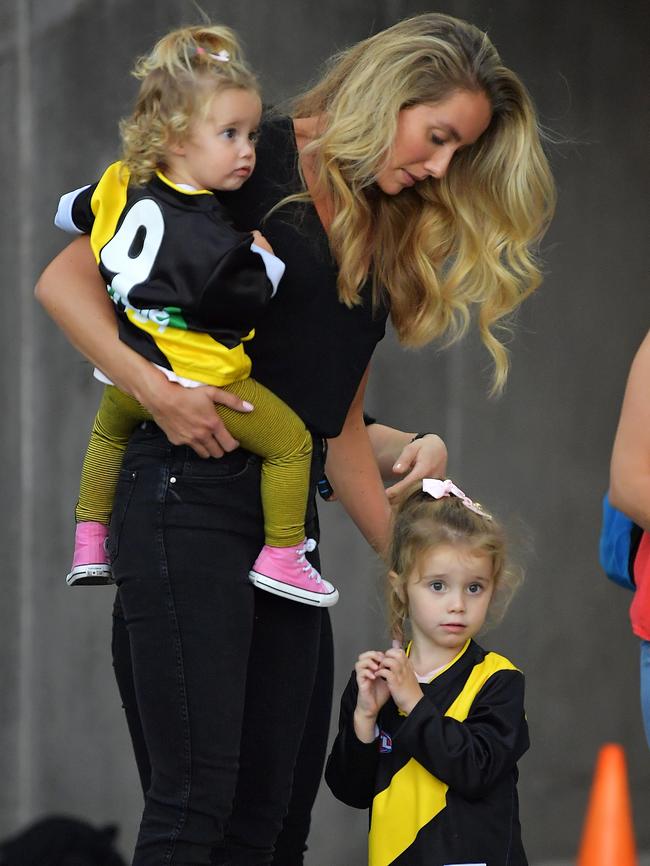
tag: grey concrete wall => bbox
[3,0,648,862]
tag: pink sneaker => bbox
[66,521,113,587]
[248,539,339,607]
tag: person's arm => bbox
[366,424,448,501]
[324,672,380,809]
[609,330,650,532]
[325,368,393,554]
[35,237,252,458]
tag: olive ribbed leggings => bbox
[76,381,312,547]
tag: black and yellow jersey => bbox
[55,161,284,386]
[325,640,529,866]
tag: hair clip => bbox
[422,478,492,520]
[194,45,230,62]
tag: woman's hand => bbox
[143,378,254,459]
[378,646,424,715]
[353,650,391,742]
[386,433,448,502]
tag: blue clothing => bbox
[641,640,650,749]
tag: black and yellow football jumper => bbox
[325,640,529,866]
[55,161,312,547]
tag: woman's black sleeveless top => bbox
[220,115,389,438]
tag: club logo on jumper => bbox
[378,730,393,754]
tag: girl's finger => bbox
[358,650,385,664]
[384,647,405,662]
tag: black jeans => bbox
[109,422,332,866]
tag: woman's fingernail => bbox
[394,462,402,471]
[242,401,254,411]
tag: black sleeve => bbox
[197,234,276,328]
[54,182,99,234]
[324,673,379,809]
[395,670,529,799]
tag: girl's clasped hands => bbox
[353,643,423,742]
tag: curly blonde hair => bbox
[286,13,556,392]
[120,25,259,186]
[386,483,522,643]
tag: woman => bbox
[36,13,554,866]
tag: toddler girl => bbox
[55,25,337,606]
[326,478,528,865]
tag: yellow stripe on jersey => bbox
[445,651,518,719]
[126,309,252,385]
[89,162,130,262]
[154,169,213,196]
[368,651,519,866]
[368,762,448,866]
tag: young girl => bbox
[55,25,337,606]
[326,478,528,865]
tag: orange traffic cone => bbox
[577,743,637,866]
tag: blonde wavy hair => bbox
[120,25,259,186]
[387,483,522,643]
[287,13,556,392]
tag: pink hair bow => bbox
[421,478,492,520]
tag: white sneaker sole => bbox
[66,563,113,587]
[248,571,339,607]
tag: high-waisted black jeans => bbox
[109,422,332,866]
